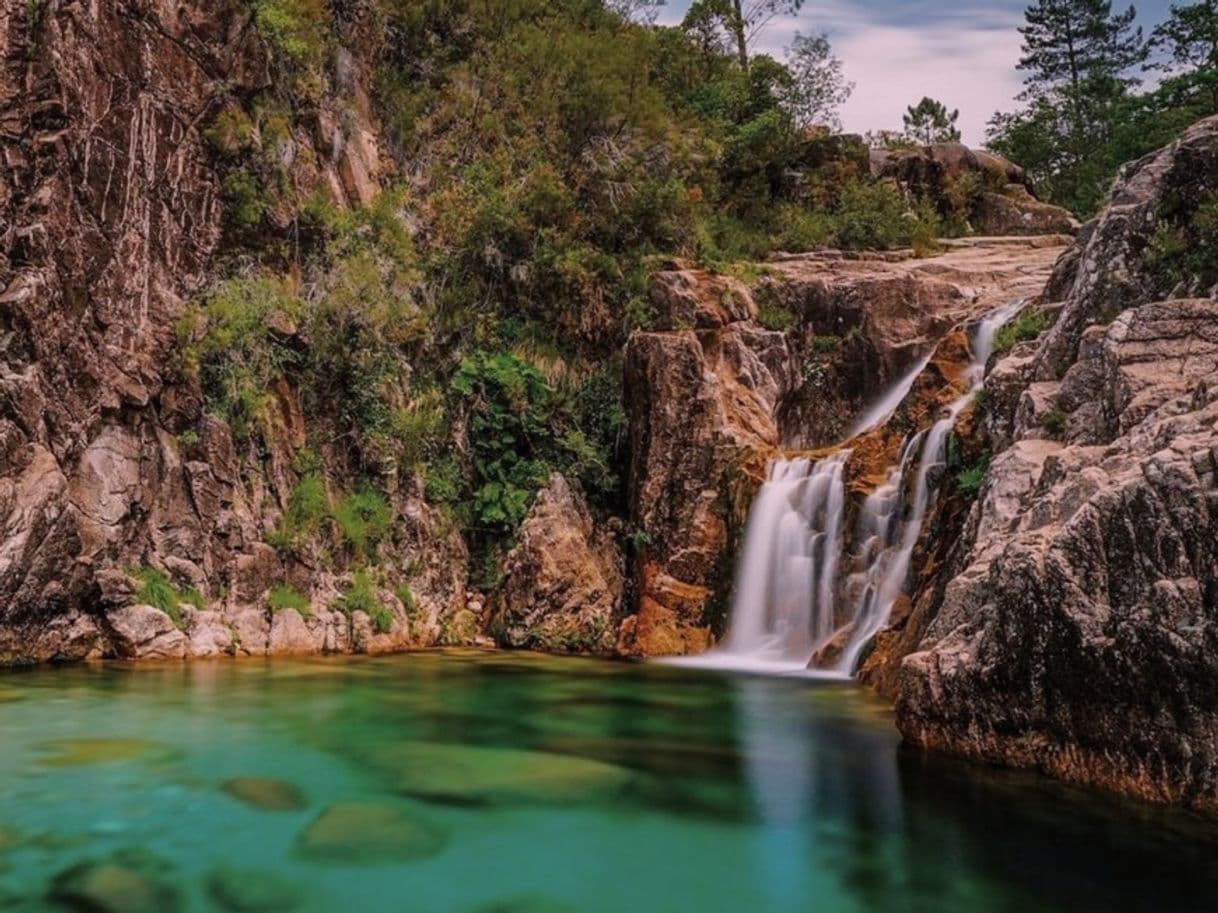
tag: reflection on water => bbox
[0,652,1215,913]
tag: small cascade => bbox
[706,453,849,674]
[679,299,1027,678]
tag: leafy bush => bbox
[130,566,204,628]
[177,276,304,440]
[833,180,914,250]
[993,308,1053,355]
[268,585,311,619]
[333,570,392,633]
[956,459,991,495]
[452,352,559,531]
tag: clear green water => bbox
[1,652,1216,913]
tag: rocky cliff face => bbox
[0,0,468,662]
[885,117,1218,813]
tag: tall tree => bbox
[1017,0,1146,96]
[683,0,805,72]
[989,1,1148,216]
[779,32,854,131]
[903,97,962,144]
[1150,1,1218,107]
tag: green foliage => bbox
[394,584,418,620]
[250,0,331,67]
[269,472,330,551]
[451,352,558,532]
[1040,409,1068,434]
[903,96,962,145]
[332,486,393,560]
[424,456,464,506]
[758,304,796,331]
[130,566,204,628]
[1143,190,1218,287]
[993,308,1053,355]
[333,570,392,633]
[956,457,991,495]
[177,276,303,440]
[268,585,312,619]
[833,180,916,250]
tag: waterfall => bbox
[674,300,1027,678]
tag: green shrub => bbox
[268,585,311,619]
[394,584,418,620]
[333,570,392,633]
[177,275,303,439]
[833,180,913,250]
[993,308,1052,355]
[1040,409,1067,435]
[269,472,330,552]
[956,458,991,495]
[811,334,841,354]
[250,0,331,67]
[332,486,393,559]
[758,305,796,331]
[424,456,464,506]
[130,566,204,628]
[452,352,559,532]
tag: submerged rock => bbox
[47,852,181,913]
[35,739,170,768]
[474,898,580,913]
[296,803,447,864]
[220,777,307,812]
[359,741,634,806]
[204,866,302,913]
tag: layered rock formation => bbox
[0,0,468,662]
[884,117,1218,812]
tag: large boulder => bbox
[494,474,625,654]
[871,143,1079,237]
[891,116,1218,813]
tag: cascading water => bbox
[678,299,1027,678]
[685,453,850,675]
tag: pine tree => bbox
[902,97,962,145]
[989,1,1148,216]
[1151,1,1218,108]
[1017,0,1146,97]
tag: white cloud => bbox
[659,2,1028,145]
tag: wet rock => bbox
[220,777,307,812]
[204,866,302,913]
[296,803,446,864]
[47,852,181,913]
[495,475,624,654]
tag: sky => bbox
[657,1,1174,144]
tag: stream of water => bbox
[1,653,1216,913]
[690,301,1026,676]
